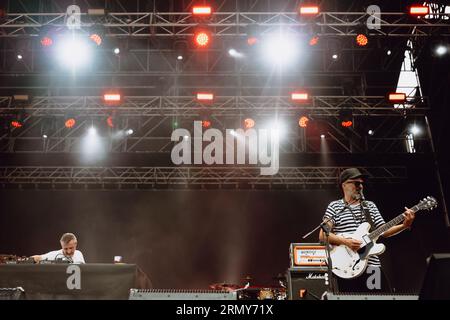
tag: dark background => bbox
[1,166,448,292]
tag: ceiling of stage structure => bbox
[0,0,449,191]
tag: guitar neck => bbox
[369,204,419,240]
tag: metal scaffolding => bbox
[0,166,408,189]
[0,94,430,154]
[1,11,449,38]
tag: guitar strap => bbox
[360,201,375,230]
[344,199,375,230]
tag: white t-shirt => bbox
[40,250,85,264]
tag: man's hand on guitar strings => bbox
[402,207,415,229]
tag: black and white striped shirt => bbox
[323,199,386,266]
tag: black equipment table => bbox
[0,263,151,299]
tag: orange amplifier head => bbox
[289,243,327,270]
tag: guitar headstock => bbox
[416,196,438,212]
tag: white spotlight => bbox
[114,48,120,55]
[228,48,244,58]
[332,54,338,60]
[17,54,23,60]
[410,125,421,135]
[435,45,448,56]
[263,33,299,66]
[88,127,97,135]
[43,134,48,139]
[368,130,374,136]
[386,50,392,56]
[177,55,183,60]
[126,129,133,135]
[56,35,92,69]
[320,134,325,139]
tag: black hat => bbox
[339,168,367,184]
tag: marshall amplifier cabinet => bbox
[286,268,330,300]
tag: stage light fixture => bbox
[196,92,214,101]
[113,48,120,55]
[299,6,319,15]
[409,5,429,16]
[291,92,309,102]
[126,129,133,135]
[40,36,53,47]
[192,6,212,16]
[65,118,76,128]
[339,109,353,128]
[299,116,309,128]
[17,53,23,60]
[103,93,121,103]
[388,92,406,103]
[13,95,29,102]
[320,134,325,139]
[11,120,23,128]
[88,8,105,16]
[245,23,260,46]
[244,118,255,129]
[106,116,114,128]
[368,130,374,135]
[263,33,300,66]
[356,33,368,46]
[39,26,54,48]
[55,34,92,69]
[309,35,319,46]
[89,33,102,46]
[435,45,448,56]
[410,125,421,135]
[202,120,212,128]
[88,127,97,135]
[194,31,210,47]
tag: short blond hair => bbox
[60,233,77,244]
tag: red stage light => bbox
[202,120,211,128]
[309,36,319,46]
[341,120,353,128]
[106,116,114,128]
[196,92,214,101]
[89,34,102,46]
[247,37,258,46]
[40,36,53,47]
[356,34,368,46]
[388,92,406,102]
[409,5,429,16]
[299,6,319,15]
[299,116,309,128]
[192,6,212,15]
[65,118,76,128]
[291,92,309,102]
[195,31,210,47]
[11,120,22,128]
[104,93,121,102]
[244,118,255,129]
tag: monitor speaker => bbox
[419,253,450,300]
